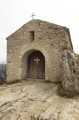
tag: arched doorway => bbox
[27,51,45,79]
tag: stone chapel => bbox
[6,19,73,82]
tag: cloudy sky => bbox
[0,0,79,62]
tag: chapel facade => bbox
[6,19,73,82]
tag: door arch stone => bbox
[27,51,45,79]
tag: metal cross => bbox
[34,57,40,66]
[31,13,36,20]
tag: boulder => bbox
[58,50,79,97]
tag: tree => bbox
[0,63,6,84]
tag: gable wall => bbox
[7,20,73,82]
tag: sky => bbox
[0,0,79,63]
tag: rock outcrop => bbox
[0,80,79,120]
[58,50,79,97]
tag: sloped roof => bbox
[6,19,68,39]
[6,19,73,49]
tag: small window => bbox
[30,31,34,41]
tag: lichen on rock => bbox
[58,50,79,97]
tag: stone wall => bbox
[6,19,73,82]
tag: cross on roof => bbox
[31,13,36,20]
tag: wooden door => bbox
[27,51,45,79]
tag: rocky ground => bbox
[0,79,79,120]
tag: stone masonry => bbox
[6,19,73,82]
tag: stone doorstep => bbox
[25,78,53,83]
[25,78,45,82]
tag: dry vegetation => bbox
[0,63,6,85]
